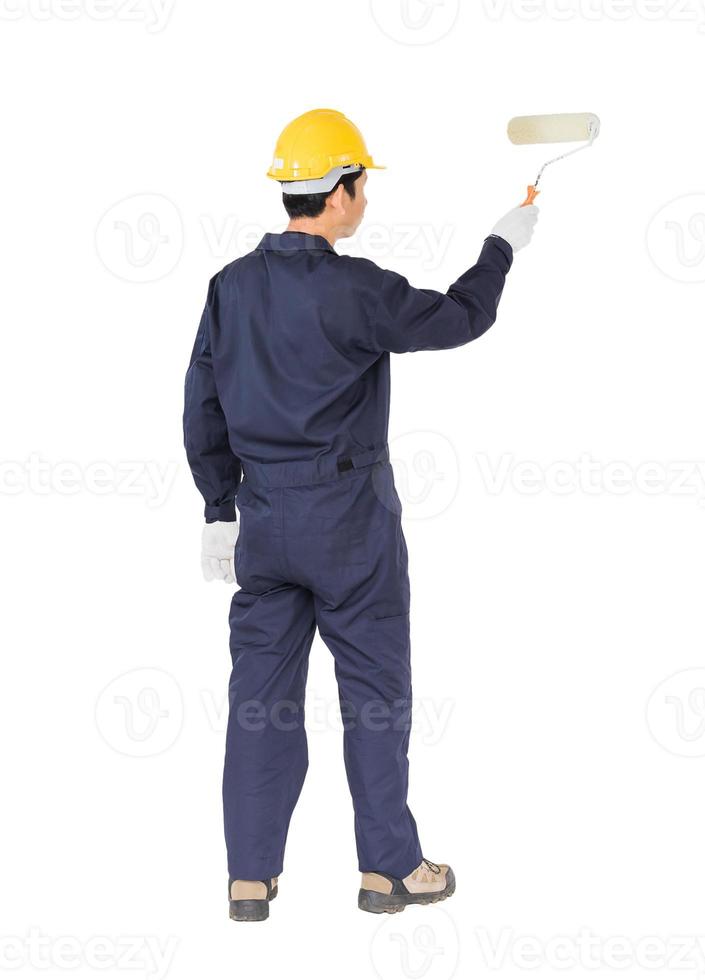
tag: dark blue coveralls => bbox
[184,231,513,882]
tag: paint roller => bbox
[507,112,601,206]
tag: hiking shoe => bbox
[358,859,455,914]
[229,877,279,922]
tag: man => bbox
[184,108,538,922]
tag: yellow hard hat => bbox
[267,108,384,193]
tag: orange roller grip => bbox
[521,185,540,206]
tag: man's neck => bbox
[285,219,337,246]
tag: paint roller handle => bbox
[521,185,540,207]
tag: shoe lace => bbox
[411,858,442,883]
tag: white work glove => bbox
[201,521,238,584]
[491,205,539,253]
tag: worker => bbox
[184,109,538,922]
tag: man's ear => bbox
[327,184,347,215]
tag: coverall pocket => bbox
[372,607,410,621]
[313,523,370,567]
[233,530,244,580]
[344,517,381,566]
[360,612,412,699]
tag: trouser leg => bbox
[224,582,315,880]
[311,474,423,880]
[316,596,422,879]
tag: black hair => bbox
[282,167,364,220]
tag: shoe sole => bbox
[229,884,278,922]
[358,869,456,914]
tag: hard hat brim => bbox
[267,157,385,182]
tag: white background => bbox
[1,2,704,978]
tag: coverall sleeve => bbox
[183,278,241,523]
[370,235,514,354]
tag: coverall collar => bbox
[257,231,337,254]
